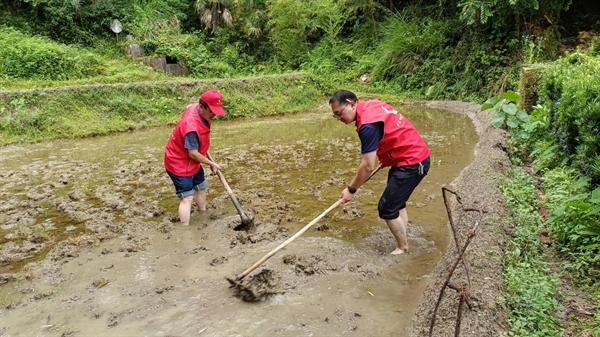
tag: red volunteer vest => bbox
[164,103,211,176]
[356,100,430,167]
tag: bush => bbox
[537,53,600,185]
[0,27,104,80]
[541,168,600,284]
[372,15,450,81]
[365,15,519,100]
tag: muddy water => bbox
[0,104,477,337]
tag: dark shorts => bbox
[167,168,208,199]
[378,157,430,220]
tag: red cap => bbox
[200,89,226,116]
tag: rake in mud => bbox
[227,164,383,302]
[207,152,254,230]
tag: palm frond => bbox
[222,8,233,26]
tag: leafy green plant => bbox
[481,91,530,131]
[542,168,600,284]
[537,53,600,185]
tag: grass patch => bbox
[0,74,323,145]
[500,169,561,337]
[0,27,170,90]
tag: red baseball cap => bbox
[200,89,226,116]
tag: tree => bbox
[195,0,233,33]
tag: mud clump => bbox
[315,223,331,231]
[282,254,337,275]
[0,273,15,285]
[233,222,288,246]
[209,256,228,266]
[92,278,110,288]
[228,269,282,302]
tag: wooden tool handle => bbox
[236,164,384,280]
[207,153,250,222]
[237,199,343,280]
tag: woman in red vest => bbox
[329,90,430,254]
[164,90,226,225]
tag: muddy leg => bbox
[385,209,409,254]
[179,196,194,225]
[399,208,409,224]
[194,189,207,211]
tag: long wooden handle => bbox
[236,164,384,280]
[237,199,343,280]
[207,153,250,221]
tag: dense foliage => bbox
[2,0,597,99]
[0,27,104,80]
[487,51,600,334]
[538,54,600,185]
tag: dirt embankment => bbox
[409,101,511,336]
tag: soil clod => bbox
[227,269,282,302]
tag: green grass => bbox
[0,55,171,90]
[500,169,561,337]
[0,74,323,145]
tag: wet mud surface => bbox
[0,104,478,336]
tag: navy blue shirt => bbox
[184,114,210,150]
[359,122,383,154]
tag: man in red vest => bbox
[164,89,226,225]
[329,90,430,254]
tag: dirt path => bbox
[408,101,511,336]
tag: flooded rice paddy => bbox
[0,104,477,336]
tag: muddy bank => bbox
[408,101,511,336]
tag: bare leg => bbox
[399,208,408,225]
[194,189,207,211]
[385,208,409,254]
[178,196,194,225]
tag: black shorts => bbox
[378,157,430,220]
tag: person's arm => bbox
[340,151,378,202]
[340,122,383,202]
[188,149,221,173]
[184,131,221,173]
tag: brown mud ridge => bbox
[408,101,511,337]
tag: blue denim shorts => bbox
[167,168,209,198]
